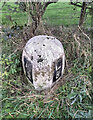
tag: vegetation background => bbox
[0,1,93,119]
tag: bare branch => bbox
[70,2,92,9]
[43,0,58,11]
[2,2,6,8]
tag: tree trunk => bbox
[79,2,87,26]
[31,16,42,35]
[29,1,58,36]
[91,4,93,70]
[27,3,32,26]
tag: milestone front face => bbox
[22,35,65,91]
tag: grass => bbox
[43,2,81,26]
[1,2,28,27]
[2,12,28,26]
[43,2,91,27]
[1,2,93,119]
[1,26,92,119]
[1,2,91,27]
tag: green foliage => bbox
[1,53,21,79]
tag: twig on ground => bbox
[9,38,19,46]
[7,48,19,59]
[78,25,91,42]
[73,34,81,57]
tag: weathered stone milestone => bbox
[22,35,65,91]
